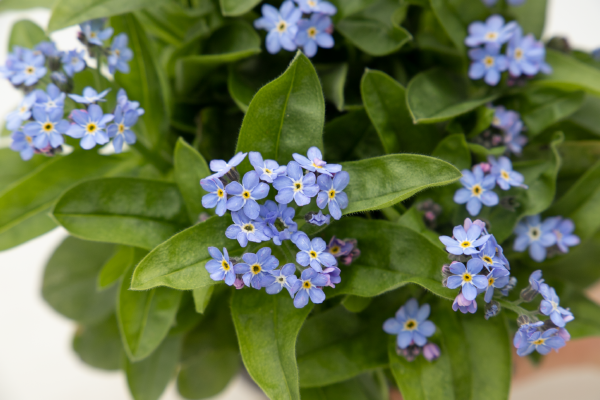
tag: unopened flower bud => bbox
[423,343,441,362]
[517,315,533,326]
[396,344,421,362]
[500,277,517,296]
[233,276,245,290]
[484,301,501,320]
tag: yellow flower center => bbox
[330,246,340,255]
[118,123,125,133]
[460,241,472,248]
[471,184,483,197]
[251,264,262,275]
[515,48,523,60]
[303,281,312,289]
[533,338,545,345]
[483,256,493,265]
[277,21,287,33]
[309,250,318,259]
[242,223,255,233]
[308,27,318,39]
[484,56,495,68]
[488,277,495,286]
[25,66,35,75]
[115,49,121,56]
[264,168,272,174]
[221,260,230,271]
[294,181,303,192]
[485,32,498,41]
[217,189,224,198]
[26,136,33,144]
[528,227,540,240]
[43,122,54,132]
[500,170,510,180]
[72,57,79,64]
[492,116,500,126]
[311,162,323,169]
[242,190,251,199]
[328,189,336,199]
[404,319,418,331]
[462,272,473,282]
[90,32,97,38]
[20,106,27,113]
[308,0,316,6]
[86,123,97,134]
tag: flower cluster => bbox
[383,299,440,362]
[201,147,359,308]
[466,15,551,86]
[513,215,580,262]
[3,20,140,160]
[454,156,526,216]
[253,0,336,58]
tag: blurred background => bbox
[0,1,599,399]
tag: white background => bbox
[1,1,600,399]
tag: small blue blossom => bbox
[249,151,287,183]
[552,218,580,253]
[11,51,46,86]
[294,0,337,14]
[489,156,526,190]
[474,238,508,270]
[316,171,349,220]
[23,108,69,149]
[66,104,114,150]
[528,270,545,292]
[516,328,566,356]
[383,299,436,349]
[274,161,319,206]
[68,86,111,104]
[0,46,26,79]
[205,247,236,286]
[513,215,559,262]
[35,41,61,58]
[10,130,36,161]
[439,223,490,256]
[200,178,228,216]
[307,211,330,226]
[266,263,299,297]
[454,165,499,216]
[513,321,544,349]
[465,15,517,47]
[293,146,341,177]
[295,14,334,58]
[322,266,341,288]
[61,50,86,77]
[34,83,66,113]
[488,235,510,268]
[447,259,488,301]
[208,152,247,179]
[293,232,336,272]
[259,200,298,245]
[491,106,520,131]
[503,123,528,155]
[225,211,269,247]
[507,26,552,77]
[107,107,138,153]
[108,33,133,74]
[5,92,37,131]
[291,268,328,308]
[117,89,144,116]
[539,285,573,328]
[80,19,113,46]
[234,247,279,289]
[468,44,508,86]
[484,268,510,303]
[226,171,270,220]
[254,1,301,54]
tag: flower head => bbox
[5,92,37,131]
[260,200,298,245]
[447,259,488,301]
[516,328,566,356]
[225,211,269,247]
[291,268,328,308]
[321,266,341,288]
[22,108,69,149]
[254,1,301,54]
[208,152,247,179]
[205,247,236,286]
[273,161,319,206]
[468,44,508,86]
[507,26,552,77]
[34,83,66,113]
[294,0,337,14]
[249,151,287,183]
[68,87,111,104]
[539,285,573,328]
[503,124,528,155]
[465,15,517,47]
[106,107,138,153]
[11,51,46,86]
[293,232,336,272]
[452,292,478,314]
[10,130,36,161]
[295,14,335,58]
[66,104,114,150]
[513,215,559,262]
[474,236,508,270]
[226,171,270,219]
[316,171,349,220]
[383,299,436,349]
[489,156,526,190]
[80,19,113,46]
[117,89,144,116]
[293,146,341,177]
[35,41,61,58]
[439,223,490,255]
[61,50,86,77]
[513,321,544,349]
[200,178,228,216]
[108,33,133,74]
[306,211,331,226]
[266,263,299,297]
[483,268,510,303]
[454,165,499,216]
[234,247,279,289]
[552,218,580,253]
[491,106,520,131]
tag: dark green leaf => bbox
[170,291,204,336]
[42,237,118,324]
[218,0,261,16]
[0,148,49,189]
[560,288,600,339]
[535,50,600,96]
[510,0,547,39]
[317,63,348,111]
[131,216,239,290]
[328,0,378,20]
[564,95,600,137]
[342,295,373,313]
[468,143,507,162]
[8,19,48,50]
[73,314,124,371]
[428,0,488,52]
[323,110,384,163]
[231,289,313,400]
[97,246,134,290]
[192,286,215,314]
[396,207,444,249]
[522,90,585,136]
[301,373,386,400]
[174,138,211,221]
[53,177,190,250]
[431,133,471,170]
[0,0,55,12]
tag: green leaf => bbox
[131,216,239,290]
[231,289,313,400]
[125,334,182,400]
[323,110,384,163]
[235,51,325,174]
[337,0,412,57]
[53,177,190,250]
[320,218,454,299]
[73,314,124,371]
[218,0,261,16]
[535,50,600,96]
[510,0,547,39]
[342,295,373,313]
[396,207,444,249]
[0,152,123,251]
[8,19,48,50]
[328,0,379,20]
[0,148,49,189]
[48,0,170,31]
[406,68,498,124]
[560,288,600,339]
[0,0,55,12]
[428,0,488,52]
[431,134,471,170]
[563,95,600,138]
[301,373,386,400]
[468,143,507,163]
[522,90,585,136]
[192,286,215,314]
[117,265,183,361]
[174,138,211,221]
[98,247,147,290]
[361,69,439,154]
[340,154,462,215]
[42,237,118,324]
[317,63,349,112]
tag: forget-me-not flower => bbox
[293,146,341,177]
[226,171,270,219]
[447,259,488,301]
[259,200,298,245]
[273,161,319,206]
[291,268,328,308]
[452,292,477,314]
[552,218,580,254]
[468,44,508,86]
[266,263,299,297]
[507,26,551,77]
[205,247,236,286]
[489,156,526,190]
[316,171,349,220]
[307,211,330,226]
[383,299,436,349]
[322,266,341,288]
[117,89,144,116]
[293,232,336,272]
[68,87,111,104]
[108,33,133,74]
[516,328,566,356]
[208,152,247,179]
[5,92,37,130]
[62,50,86,77]
[254,1,301,54]
[503,124,528,155]
[539,285,573,328]
[465,15,517,47]
[528,270,545,292]
[294,0,337,14]
[80,19,113,46]
[11,52,46,86]
[107,107,138,153]
[35,41,61,58]
[513,215,559,262]
[295,14,334,58]
[225,211,269,247]
[474,238,507,270]
[513,321,544,349]
[34,84,66,113]
[10,130,36,161]
[491,106,520,131]
[484,268,510,303]
[249,151,286,183]
[234,247,278,289]
[454,165,499,216]
[200,178,228,216]
[439,223,490,255]
[23,108,69,149]
[66,104,114,150]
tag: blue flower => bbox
[489,156,526,190]
[322,266,341,288]
[516,328,566,356]
[294,0,337,14]
[22,108,69,149]
[295,14,334,58]
[552,218,580,254]
[68,87,111,104]
[116,89,144,116]
[5,92,37,131]
[293,146,341,177]
[10,130,36,161]
[66,104,114,150]
[249,151,287,183]
[200,178,228,216]
[454,165,499,216]
[208,152,247,179]
[259,200,298,245]
[483,268,510,303]
[383,299,436,349]
[226,171,270,219]
[465,15,517,47]
[528,270,545,292]
[513,321,544,349]
[487,235,510,268]
[273,161,319,206]
[293,232,336,272]
[439,223,490,256]
[491,106,520,131]
[503,124,528,155]
[0,46,26,79]
[34,83,66,113]
[36,41,61,58]
[234,247,279,289]
[307,211,330,226]
[468,44,508,86]
[507,26,552,77]
[513,215,559,262]
[11,51,46,86]
[539,285,573,328]
[80,19,113,46]
[447,259,488,301]
[205,247,236,286]
[254,1,301,54]
[266,263,299,297]
[316,171,349,220]
[51,71,68,87]
[474,237,508,270]
[61,50,86,77]
[107,107,138,153]
[225,211,269,247]
[108,33,133,74]
[291,268,328,308]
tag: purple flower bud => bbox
[396,344,421,362]
[234,276,245,290]
[484,301,501,320]
[452,292,477,314]
[423,343,441,362]
[322,266,341,288]
[478,162,491,173]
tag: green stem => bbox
[94,48,103,91]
